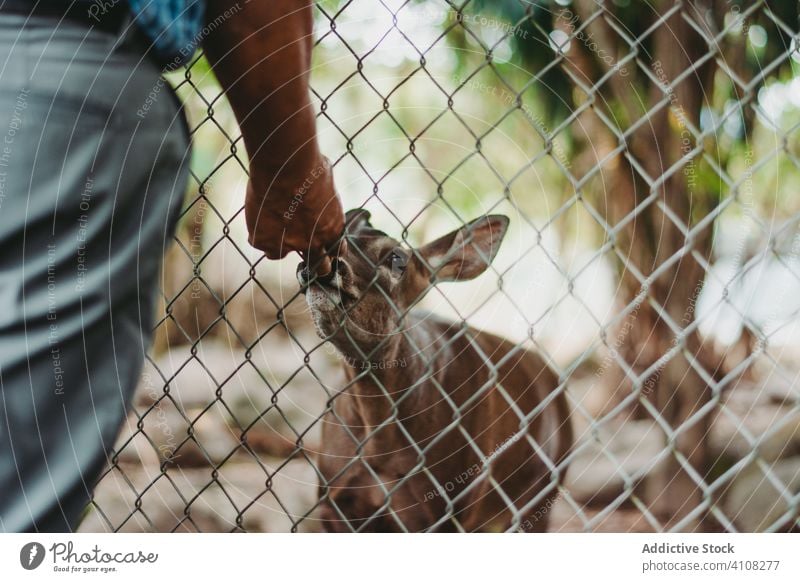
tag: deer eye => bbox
[387,250,408,276]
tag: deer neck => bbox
[337,327,430,437]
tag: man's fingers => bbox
[303,223,347,279]
[302,246,333,278]
[315,255,333,278]
[249,236,288,260]
[336,238,348,258]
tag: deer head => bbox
[298,209,509,356]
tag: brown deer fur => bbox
[300,210,572,532]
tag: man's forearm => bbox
[202,0,343,262]
[203,0,322,187]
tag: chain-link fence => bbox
[80,0,800,532]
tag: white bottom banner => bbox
[1,534,798,581]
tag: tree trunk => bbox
[570,0,722,529]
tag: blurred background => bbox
[81,0,800,532]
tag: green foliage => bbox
[470,0,799,124]
[302,0,800,224]
[456,0,572,120]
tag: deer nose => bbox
[316,257,340,285]
[297,258,341,288]
[296,262,312,288]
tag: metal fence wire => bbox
[81,0,800,533]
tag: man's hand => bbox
[246,157,344,261]
[203,0,344,271]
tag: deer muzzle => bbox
[297,258,342,290]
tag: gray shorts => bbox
[0,14,190,531]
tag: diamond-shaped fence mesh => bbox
[80,0,800,532]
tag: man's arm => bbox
[203,0,344,268]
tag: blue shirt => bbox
[68,0,205,66]
[126,0,206,67]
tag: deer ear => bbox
[416,215,509,282]
[345,209,372,233]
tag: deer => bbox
[298,209,573,532]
